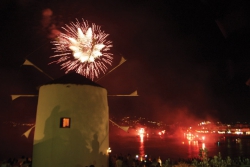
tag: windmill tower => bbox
[32,73,109,167]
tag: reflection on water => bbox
[187,141,199,159]
[110,134,250,162]
[202,143,206,150]
[139,134,145,161]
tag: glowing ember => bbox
[50,19,113,80]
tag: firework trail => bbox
[50,19,113,80]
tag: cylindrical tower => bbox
[32,73,109,167]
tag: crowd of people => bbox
[0,156,32,167]
[2,153,250,167]
[108,153,250,167]
[109,154,166,167]
[0,154,165,167]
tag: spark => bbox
[50,19,113,80]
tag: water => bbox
[109,133,250,162]
[2,124,250,163]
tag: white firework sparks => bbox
[50,19,113,80]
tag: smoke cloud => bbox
[41,8,60,39]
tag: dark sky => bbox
[1,0,250,125]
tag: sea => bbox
[2,124,250,163]
[109,131,250,163]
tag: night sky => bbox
[1,0,250,127]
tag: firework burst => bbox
[50,19,113,80]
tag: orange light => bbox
[202,143,206,149]
[139,128,145,135]
[60,117,70,128]
[63,118,70,127]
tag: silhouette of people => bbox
[157,156,162,167]
[127,154,133,167]
[115,156,123,167]
[92,133,100,155]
